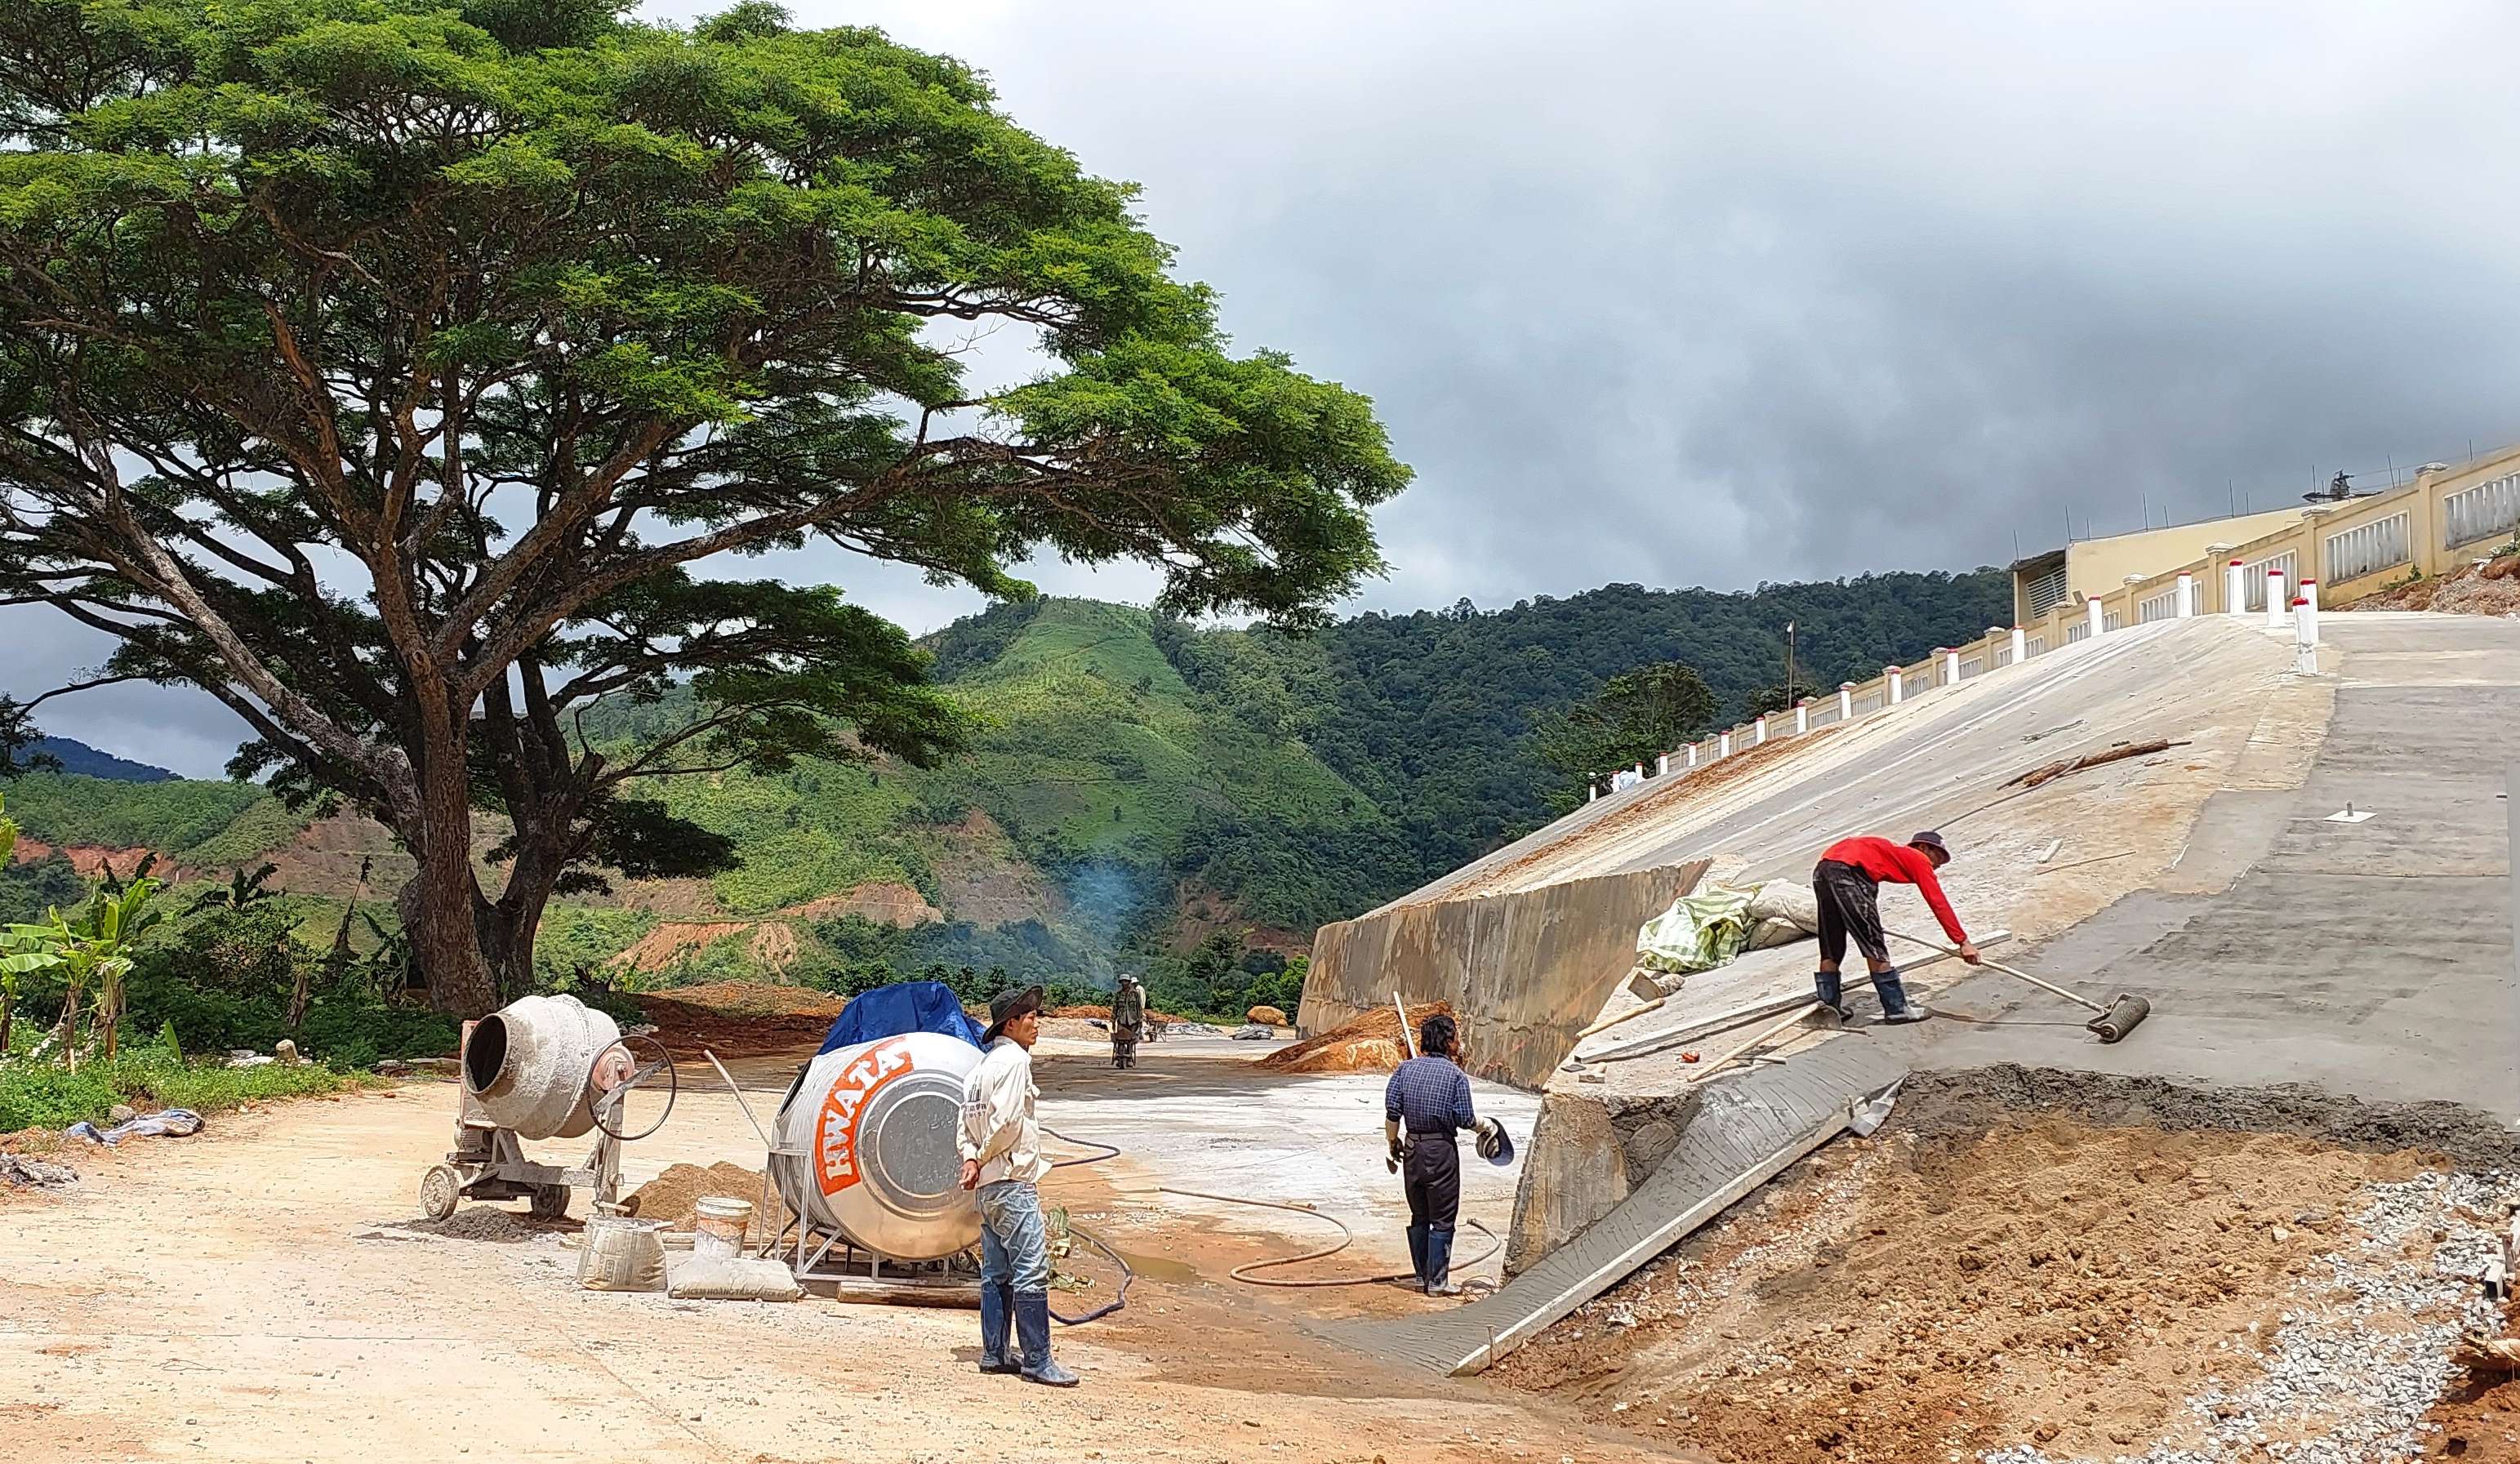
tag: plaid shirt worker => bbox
[1384,1054,1476,1134]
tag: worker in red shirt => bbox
[1811,830,1981,1023]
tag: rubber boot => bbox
[977,1282,1018,1374]
[1873,966,1930,1023]
[1814,970,1849,1021]
[1405,1222,1430,1287]
[1424,1227,1460,1297]
[1015,1291,1080,1386]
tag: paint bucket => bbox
[694,1195,754,1259]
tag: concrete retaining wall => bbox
[1298,860,1707,1091]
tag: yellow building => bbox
[2010,505,2317,628]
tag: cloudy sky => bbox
[13,0,2520,773]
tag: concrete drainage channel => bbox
[1440,1066,2520,1464]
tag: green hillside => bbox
[3,569,2013,1007]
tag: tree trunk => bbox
[398,871,500,1018]
[1,987,12,1057]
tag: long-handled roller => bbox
[1887,929,2151,1043]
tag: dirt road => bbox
[2,1038,1675,1463]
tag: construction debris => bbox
[2008,738,2185,790]
[0,1153,78,1190]
[1258,1001,1454,1075]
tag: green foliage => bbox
[0,0,1403,1017]
[531,907,659,986]
[189,863,282,914]
[0,1048,370,1132]
[0,772,270,856]
[1529,661,1720,798]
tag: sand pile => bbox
[1049,1003,1190,1023]
[626,1161,775,1236]
[1258,1001,1453,1075]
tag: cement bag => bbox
[1636,883,1757,975]
[1743,880,1819,950]
[666,1255,803,1302]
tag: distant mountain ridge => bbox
[27,736,176,783]
[0,569,2014,988]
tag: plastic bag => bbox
[577,1214,669,1293]
[1635,883,1758,974]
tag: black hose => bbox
[1040,1124,1132,1326]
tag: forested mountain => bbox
[5,569,2010,1008]
[24,736,176,782]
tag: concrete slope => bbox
[1324,1039,1907,1375]
[1395,614,2291,907]
[1887,612,2520,1118]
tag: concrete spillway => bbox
[1307,612,2520,1372]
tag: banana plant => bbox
[4,869,161,1067]
[190,862,282,914]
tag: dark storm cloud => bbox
[12,1,2520,770]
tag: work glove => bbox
[1387,1131,1410,1173]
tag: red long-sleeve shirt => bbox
[1821,835,1969,945]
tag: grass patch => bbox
[0,1052,373,1131]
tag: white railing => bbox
[2137,589,2178,623]
[2442,473,2520,550]
[2323,510,2411,585]
[2066,621,2089,643]
[2241,549,2297,611]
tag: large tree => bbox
[1529,660,1717,805]
[0,0,1409,1015]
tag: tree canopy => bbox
[1529,660,1717,799]
[0,0,1407,1013]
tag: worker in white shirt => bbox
[958,986,1080,1386]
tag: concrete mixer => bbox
[768,1031,986,1288]
[417,994,674,1221]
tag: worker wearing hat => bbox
[1811,830,1981,1023]
[1382,1014,1508,1297]
[958,986,1079,1386]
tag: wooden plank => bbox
[1578,931,2010,1064]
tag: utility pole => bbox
[1785,620,1797,708]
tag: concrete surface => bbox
[1330,611,2518,1354]
[1303,861,1709,1088]
[1889,613,2520,1118]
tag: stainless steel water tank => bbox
[771,1032,984,1261]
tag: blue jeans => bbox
[977,1180,1050,1293]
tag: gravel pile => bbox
[1983,1170,2518,1464]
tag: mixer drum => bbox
[772,1032,985,1262]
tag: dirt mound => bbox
[785,882,943,928]
[1494,1115,2483,1464]
[1258,1000,1453,1074]
[2339,552,2520,616]
[625,1161,774,1236]
[637,981,847,1056]
[1049,1003,1191,1023]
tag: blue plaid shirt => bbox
[1385,1055,1476,1135]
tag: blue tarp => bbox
[817,981,987,1054]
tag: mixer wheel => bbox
[419,1164,461,1221]
[529,1183,571,1219]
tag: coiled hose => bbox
[1157,1185,1502,1287]
[1041,1124,1132,1325]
